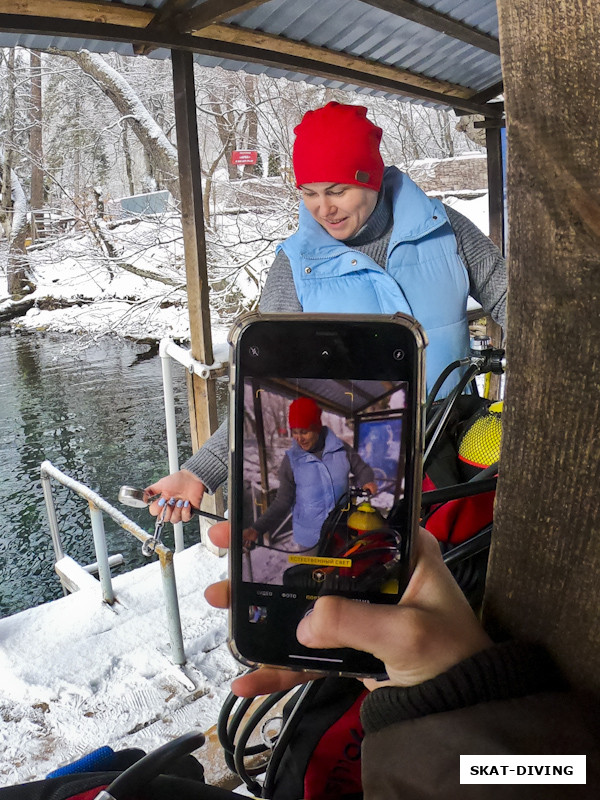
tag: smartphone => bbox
[228,312,427,678]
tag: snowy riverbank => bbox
[0,193,489,345]
[0,206,276,345]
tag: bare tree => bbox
[57,50,180,201]
[1,48,34,297]
[29,50,44,237]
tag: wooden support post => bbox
[251,380,270,515]
[484,123,505,399]
[171,49,225,542]
[485,124,505,255]
[484,0,600,694]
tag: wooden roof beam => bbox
[2,1,153,27]
[136,1,271,55]
[174,1,272,32]
[135,0,196,55]
[190,33,503,116]
[143,0,194,29]
[362,0,500,55]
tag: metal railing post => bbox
[158,551,186,666]
[39,460,186,665]
[159,340,184,553]
[41,471,64,561]
[89,503,115,605]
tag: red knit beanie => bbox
[288,397,322,429]
[293,102,384,192]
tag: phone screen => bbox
[229,315,425,676]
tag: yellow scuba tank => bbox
[347,500,385,534]
[347,500,398,594]
[458,400,503,479]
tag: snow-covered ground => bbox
[0,540,243,789]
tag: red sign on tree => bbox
[231,150,258,165]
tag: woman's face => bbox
[300,182,378,240]
[291,426,321,451]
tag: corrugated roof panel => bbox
[230,0,500,41]
[427,0,499,36]
[0,0,502,106]
[226,0,500,92]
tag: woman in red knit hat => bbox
[146,101,506,526]
[242,396,377,555]
[290,102,384,241]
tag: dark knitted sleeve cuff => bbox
[360,640,565,734]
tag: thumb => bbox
[297,594,400,657]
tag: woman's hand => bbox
[205,522,492,695]
[242,526,259,552]
[144,469,206,524]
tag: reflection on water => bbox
[0,330,225,617]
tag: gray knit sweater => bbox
[182,191,507,492]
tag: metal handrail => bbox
[158,337,225,553]
[40,460,186,666]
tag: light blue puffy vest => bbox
[287,427,350,547]
[279,167,471,396]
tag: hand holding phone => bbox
[205,522,492,696]
[228,312,427,678]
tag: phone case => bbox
[227,311,427,678]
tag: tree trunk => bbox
[121,125,136,197]
[1,50,34,297]
[483,0,600,695]
[208,89,239,181]
[59,50,180,201]
[243,75,259,178]
[7,225,34,297]
[29,50,45,241]
[437,110,454,157]
[73,92,81,206]
[1,49,16,240]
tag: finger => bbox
[297,581,491,686]
[143,483,159,501]
[297,594,408,659]
[169,508,182,524]
[231,667,321,698]
[204,579,229,609]
[401,528,475,613]
[148,498,163,518]
[160,502,174,523]
[209,521,231,549]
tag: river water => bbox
[0,330,225,617]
